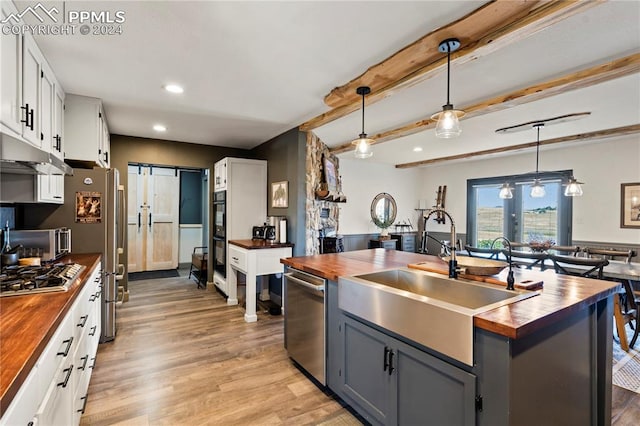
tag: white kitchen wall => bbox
[417,136,640,244]
[179,225,203,263]
[339,158,422,234]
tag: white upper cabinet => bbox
[20,33,41,147]
[0,0,22,136]
[52,85,65,160]
[1,2,65,155]
[37,174,64,204]
[40,60,55,153]
[65,94,110,168]
[214,158,228,191]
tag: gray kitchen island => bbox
[282,249,619,426]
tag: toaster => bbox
[252,226,267,239]
[252,226,276,240]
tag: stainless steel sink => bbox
[338,268,539,365]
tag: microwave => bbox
[9,228,71,261]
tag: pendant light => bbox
[431,38,465,138]
[351,86,374,159]
[498,183,514,199]
[530,123,545,198]
[564,176,584,197]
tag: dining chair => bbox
[585,247,636,264]
[548,254,609,279]
[547,245,581,256]
[464,245,501,260]
[508,250,548,271]
[620,279,639,349]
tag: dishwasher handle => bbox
[285,272,325,293]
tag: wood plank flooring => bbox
[80,273,359,426]
[81,272,640,425]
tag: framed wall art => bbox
[272,181,288,208]
[323,155,338,192]
[620,182,640,228]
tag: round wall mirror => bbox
[371,193,397,229]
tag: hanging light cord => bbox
[446,43,451,105]
[360,92,366,136]
[535,125,540,177]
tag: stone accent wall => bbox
[305,132,341,255]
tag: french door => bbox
[127,165,179,272]
[467,171,573,247]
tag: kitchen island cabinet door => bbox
[341,315,393,425]
[339,313,477,426]
[392,338,476,426]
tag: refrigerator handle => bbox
[118,184,126,249]
[116,264,125,280]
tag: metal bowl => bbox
[443,256,507,276]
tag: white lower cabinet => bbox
[0,261,102,426]
[0,361,39,426]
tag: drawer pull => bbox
[58,364,73,388]
[78,355,89,371]
[232,256,239,261]
[78,395,88,414]
[77,315,88,328]
[89,326,97,336]
[89,294,97,302]
[90,357,96,369]
[57,336,74,357]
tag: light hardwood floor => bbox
[81,273,639,425]
[81,274,359,426]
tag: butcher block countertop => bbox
[229,239,294,250]
[280,249,619,340]
[0,253,101,416]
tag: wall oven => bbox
[213,191,226,277]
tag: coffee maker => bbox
[267,216,287,243]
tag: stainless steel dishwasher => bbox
[284,268,326,385]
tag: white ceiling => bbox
[24,0,640,166]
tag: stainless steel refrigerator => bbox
[30,168,125,342]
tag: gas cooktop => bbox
[0,263,85,297]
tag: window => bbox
[467,171,573,247]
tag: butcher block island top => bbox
[229,239,294,249]
[280,249,619,339]
[0,253,101,416]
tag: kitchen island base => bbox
[330,295,613,426]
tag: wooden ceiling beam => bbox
[329,53,640,154]
[300,0,600,131]
[394,124,640,169]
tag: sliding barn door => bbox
[127,165,179,272]
[127,165,144,273]
[146,167,179,270]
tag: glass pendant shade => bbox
[564,177,584,197]
[434,38,464,139]
[353,86,374,159]
[352,134,374,159]
[498,183,513,199]
[530,179,546,198]
[432,105,464,138]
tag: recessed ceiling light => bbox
[163,84,184,94]
[413,147,423,152]
[153,124,167,132]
